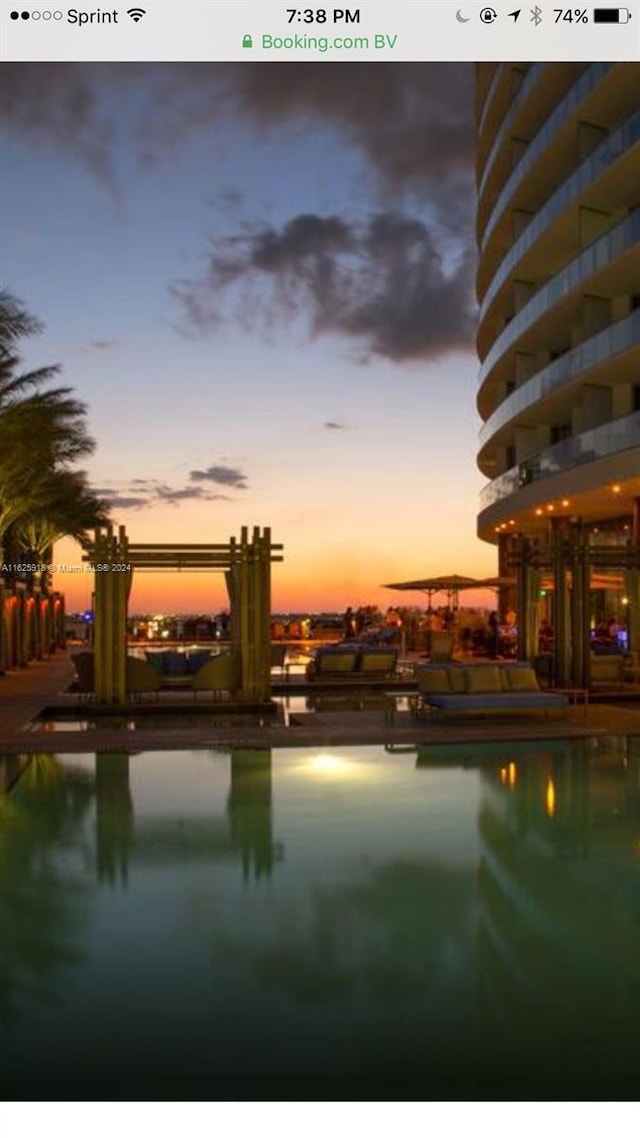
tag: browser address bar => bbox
[2,0,638,62]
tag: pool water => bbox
[1,737,639,1100]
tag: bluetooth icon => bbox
[530,5,543,22]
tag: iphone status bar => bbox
[2,1,638,60]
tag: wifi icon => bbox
[127,7,146,21]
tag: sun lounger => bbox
[306,646,398,680]
[415,663,568,717]
[126,656,162,700]
[191,652,241,699]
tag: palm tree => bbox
[0,291,105,577]
[14,469,109,590]
[0,288,60,405]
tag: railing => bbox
[478,64,544,199]
[480,63,611,252]
[478,308,640,449]
[479,208,640,387]
[480,108,640,323]
[479,410,640,510]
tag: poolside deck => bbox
[1,649,640,755]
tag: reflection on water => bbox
[0,738,639,1100]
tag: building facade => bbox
[475,62,640,685]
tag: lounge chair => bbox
[590,653,625,686]
[73,650,95,699]
[428,631,455,662]
[126,656,162,700]
[270,643,288,676]
[357,649,398,676]
[306,648,359,679]
[191,652,242,700]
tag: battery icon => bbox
[593,7,632,20]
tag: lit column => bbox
[515,534,533,660]
[498,532,517,618]
[627,498,640,658]
[569,520,589,689]
[0,581,5,675]
[550,518,570,687]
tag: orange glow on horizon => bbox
[53,528,499,614]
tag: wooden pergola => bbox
[83,524,283,704]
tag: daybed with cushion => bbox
[415,663,568,717]
[145,648,213,687]
[306,646,398,680]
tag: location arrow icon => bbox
[508,8,521,18]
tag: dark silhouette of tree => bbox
[0,290,108,578]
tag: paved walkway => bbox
[1,650,640,755]
[0,652,76,737]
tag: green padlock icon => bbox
[242,33,253,48]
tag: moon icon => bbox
[456,9,470,21]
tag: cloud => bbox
[0,63,473,219]
[91,478,233,509]
[154,482,230,504]
[189,464,248,489]
[229,63,474,223]
[173,211,475,362]
[101,494,149,510]
[0,63,118,186]
[324,421,345,430]
[1,64,476,364]
[80,339,118,353]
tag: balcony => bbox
[480,64,611,254]
[478,207,640,394]
[478,308,640,450]
[479,410,640,510]
[478,64,543,198]
[479,108,640,325]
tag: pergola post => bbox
[569,522,590,689]
[515,534,533,660]
[238,526,251,700]
[551,518,570,687]
[498,532,518,619]
[259,527,272,699]
[91,525,129,703]
[628,498,640,659]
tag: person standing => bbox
[487,611,500,658]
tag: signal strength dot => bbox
[127,7,146,21]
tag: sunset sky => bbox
[1,62,497,613]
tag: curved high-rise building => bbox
[475,63,640,683]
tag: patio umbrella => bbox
[382,574,488,625]
[383,574,485,601]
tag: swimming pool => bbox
[1,737,638,1100]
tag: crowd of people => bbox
[275,603,627,660]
